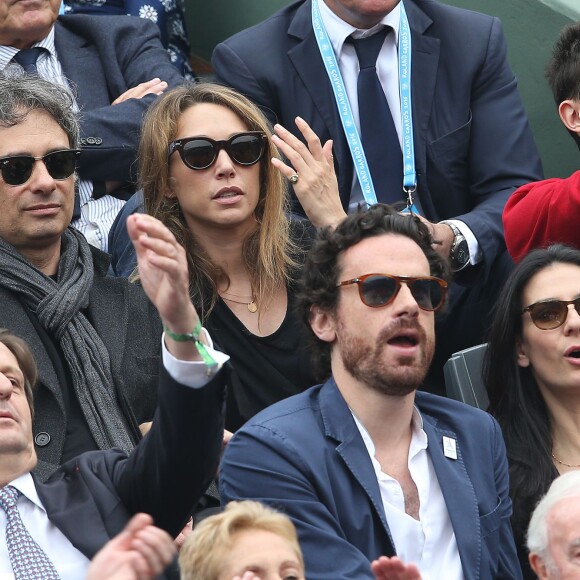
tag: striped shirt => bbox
[0,28,125,252]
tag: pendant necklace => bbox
[220,292,258,313]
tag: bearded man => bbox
[220,204,521,579]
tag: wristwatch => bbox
[440,221,470,271]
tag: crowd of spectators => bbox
[0,0,579,578]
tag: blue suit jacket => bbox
[220,378,521,579]
[54,15,184,185]
[212,0,543,281]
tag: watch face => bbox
[453,239,470,267]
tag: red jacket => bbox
[503,170,580,262]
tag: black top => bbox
[205,221,317,430]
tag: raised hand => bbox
[271,117,346,229]
[371,556,422,580]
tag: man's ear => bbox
[558,99,580,135]
[516,338,530,368]
[529,552,549,579]
[309,305,337,343]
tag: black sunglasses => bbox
[337,273,448,312]
[522,298,580,330]
[0,149,80,186]
[168,132,267,170]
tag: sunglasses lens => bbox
[44,151,78,180]
[361,275,398,307]
[410,279,445,311]
[530,302,567,330]
[181,140,217,170]
[1,157,33,185]
[229,134,264,165]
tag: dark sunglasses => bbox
[522,298,580,330]
[0,149,80,186]
[337,273,448,312]
[168,132,267,170]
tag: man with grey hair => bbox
[0,0,183,251]
[527,471,580,579]
[0,71,162,481]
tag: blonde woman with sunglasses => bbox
[137,82,345,430]
[484,244,580,579]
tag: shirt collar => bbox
[317,0,402,57]
[7,472,46,513]
[0,27,56,70]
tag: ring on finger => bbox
[289,174,299,184]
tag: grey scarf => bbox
[0,228,135,454]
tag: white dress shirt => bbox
[0,29,125,253]
[0,332,228,579]
[352,409,464,579]
[317,0,480,264]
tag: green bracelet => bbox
[163,322,217,367]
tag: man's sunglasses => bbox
[168,132,267,170]
[522,298,580,330]
[337,273,448,312]
[0,149,80,186]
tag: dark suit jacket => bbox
[35,365,225,579]
[220,378,521,579]
[0,241,163,480]
[55,14,184,185]
[212,0,543,281]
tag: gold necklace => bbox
[220,294,258,313]
[551,451,580,468]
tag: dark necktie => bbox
[12,47,46,74]
[0,486,61,579]
[350,28,404,205]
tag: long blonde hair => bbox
[138,82,297,319]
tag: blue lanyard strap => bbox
[311,0,418,210]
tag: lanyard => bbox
[311,0,418,211]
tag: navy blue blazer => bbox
[34,365,225,579]
[54,15,184,185]
[220,378,521,579]
[212,0,543,281]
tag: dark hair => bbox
[483,244,580,547]
[545,22,580,151]
[297,204,450,380]
[0,328,37,420]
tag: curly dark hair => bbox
[297,204,450,380]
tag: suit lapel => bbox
[287,1,353,208]
[87,273,129,382]
[404,0,440,217]
[54,20,111,109]
[0,288,64,411]
[422,415,480,580]
[320,380,396,555]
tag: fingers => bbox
[112,78,168,104]
[129,525,176,577]
[371,556,422,580]
[124,513,154,536]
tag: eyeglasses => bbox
[0,149,80,186]
[522,298,580,330]
[337,273,448,312]
[168,132,267,170]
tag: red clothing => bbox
[503,170,580,262]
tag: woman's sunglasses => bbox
[0,149,80,186]
[337,273,448,312]
[522,298,580,330]
[168,132,267,170]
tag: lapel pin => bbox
[443,436,457,460]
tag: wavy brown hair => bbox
[138,82,296,319]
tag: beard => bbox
[336,317,434,397]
